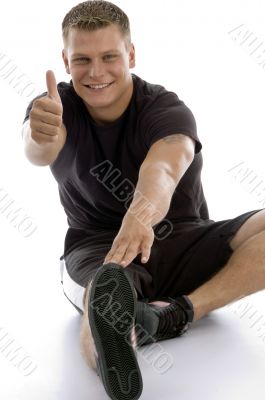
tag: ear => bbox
[62,49,70,74]
[129,43,136,68]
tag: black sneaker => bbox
[135,296,194,346]
[88,262,143,400]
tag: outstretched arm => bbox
[103,133,196,267]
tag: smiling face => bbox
[62,24,136,125]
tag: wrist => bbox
[126,198,164,228]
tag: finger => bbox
[30,131,58,145]
[31,98,62,116]
[119,246,139,267]
[104,235,128,263]
[141,243,152,263]
[104,243,128,265]
[30,120,59,136]
[103,241,119,263]
[46,70,61,104]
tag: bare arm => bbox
[103,133,196,267]
[127,133,195,226]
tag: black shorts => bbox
[59,209,262,314]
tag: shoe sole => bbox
[88,263,143,400]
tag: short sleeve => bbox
[142,91,202,154]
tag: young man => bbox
[22,1,265,399]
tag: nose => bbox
[89,59,105,80]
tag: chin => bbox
[82,94,115,109]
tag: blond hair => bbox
[62,0,131,50]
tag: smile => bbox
[85,82,114,90]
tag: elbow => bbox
[184,147,195,168]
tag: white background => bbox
[1,0,265,399]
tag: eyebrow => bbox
[71,50,120,58]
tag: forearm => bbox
[126,158,191,227]
[125,135,194,226]
[128,166,174,226]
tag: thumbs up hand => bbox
[29,70,63,145]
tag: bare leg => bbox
[188,230,265,322]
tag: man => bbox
[22,1,265,399]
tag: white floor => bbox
[1,222,265,400]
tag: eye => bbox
[73,57,89,63]
[104,54,117,61]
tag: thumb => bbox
[46,70,61,103]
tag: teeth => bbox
[88,83,112,89]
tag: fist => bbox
[29,70,63,145]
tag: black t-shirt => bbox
[23,73,209,255]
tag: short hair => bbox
[62,0,131,50]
